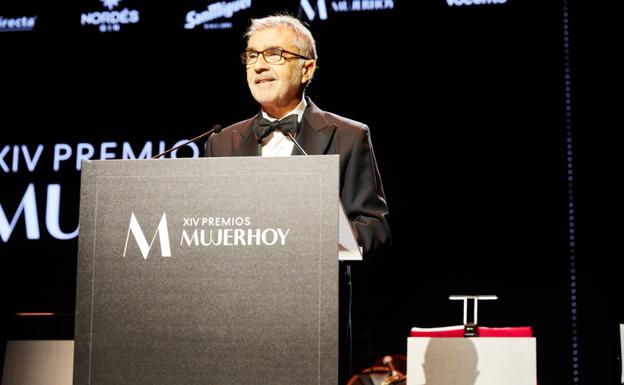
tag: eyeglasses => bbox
[241,47,310,65]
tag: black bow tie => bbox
[253,114,299,143]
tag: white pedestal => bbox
[407,337,536,385]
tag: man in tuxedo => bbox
[204,14,391,383]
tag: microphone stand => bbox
[152,124,222,159]
[285,131,308,155]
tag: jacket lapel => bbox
[232,115,261,156]
[293,98,336,156]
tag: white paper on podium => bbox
[620,324,624,384]
[338,202,363,261]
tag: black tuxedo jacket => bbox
[205,98,391,258]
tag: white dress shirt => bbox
[260,98,307,157]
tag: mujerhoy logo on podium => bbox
[123,212,291,259]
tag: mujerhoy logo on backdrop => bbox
[299,0,394,21]
[123,212,291,259]
[446,0,507,6]
[183,0,252,30]
[80,0,140,33]
[0,16,37,32]
[0,140,202,243]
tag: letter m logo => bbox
[299,0,328,21]
[123,212,171,259]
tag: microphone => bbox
[282,127,308,155]
[152,124,222,159]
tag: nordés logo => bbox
[80,0,140,33]
[123,212,172,259]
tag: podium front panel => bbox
[74,156,339,385]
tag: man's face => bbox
[245,27,312,116]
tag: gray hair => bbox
[245,14,318,61]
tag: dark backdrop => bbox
[0,0,614,384]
